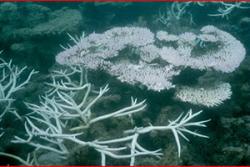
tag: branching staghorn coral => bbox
[157,2,250,25]
[0,66,210,166]
[207,2,250,18]
[0,57,37,120]
[56,26,245,107]
[156,2,193,26]
[0,152,34,166]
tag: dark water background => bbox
[0,2,250,165]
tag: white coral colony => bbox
[160,26,246,73]
[175,83,232,107]
[56,25,246,107]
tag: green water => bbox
[0,2,250,165]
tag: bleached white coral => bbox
[198,34,218,42]
[56,27,154,65]
[108,62,180,91]
[160,25,246,73]
[156,30,179,42]
[175,82,232,107]
[55,25,245,106]
[56,27,181,91]
[159,46,182,63]
[1,67,209,166]
[198,25,246,72]
[0,57,37,119]
[136,44,160,63]
[178,32,197,45]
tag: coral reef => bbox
[0,57,37,120]
[210,116,250,165]
[56,25,245,107]
[175,83,232,107]
[0,3,83,71]
[0,2,249,166]
[0,64,209,166]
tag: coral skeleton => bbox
[208,2,250,18]
[0,152,34,166]
[175,82,232,107]
[158,26,246,73]
[56,26,245,106]
[0,3,249,165]
[0,57,37,119]
[157,2,250,24]
[1,66,210,166]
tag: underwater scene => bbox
[0,2,250,166]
